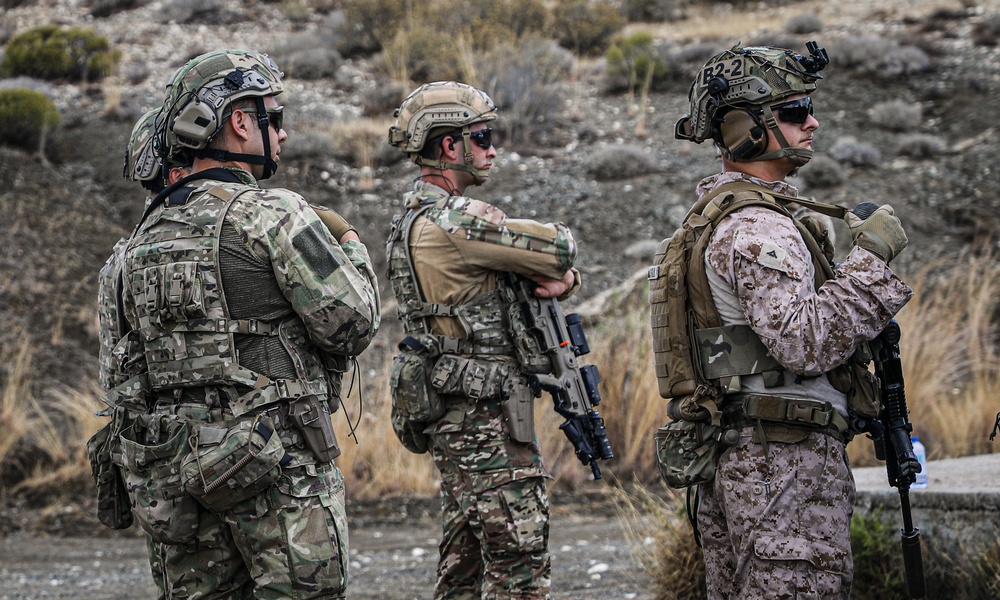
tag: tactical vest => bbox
[648,182,878,430]
[386,191,517,357]
[123,179,329,417]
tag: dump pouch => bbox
[288,395,341,463]
[119,415,200,543]
[86,408,133,530]
[389,336,445,423]
[180,414,286,513]
[654,418,723,489]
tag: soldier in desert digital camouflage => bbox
[665,42,914,598]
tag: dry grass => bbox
[609,482,705,599]
[2,253,999,504]
[849,252,1000,466]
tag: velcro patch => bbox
[292,221,343,279]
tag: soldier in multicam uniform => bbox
[108,49,380,599]
[95,108,193,599]
[672,43,914,598]
[385,81,579,599]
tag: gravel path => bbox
[0,496,655,600]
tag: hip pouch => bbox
[654,418,722,489]
[119,415,200,544]
[389,336,445,423]
[181,414,287,513]
[86,408,133,530]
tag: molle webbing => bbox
[387,198,515,357]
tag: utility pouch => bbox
[86,409,133,530]
[181,414,286,513]
[119,416,200,543]
[288,395,341,463]
[389,337,445,423]
[654,419,722,489]
[501,376,536,443]
[391,403,430,455]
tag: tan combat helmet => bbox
[157,49,285,179]
[387,81,497,178]
[675,41,828,166]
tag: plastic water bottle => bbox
[911,435,928,489]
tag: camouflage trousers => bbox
[697,428,855,600]
[427,396,552,600]
[122,402,349,600]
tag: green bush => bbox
[605,31,669,92]
[850,511,907,599]
[0,25,120,82]
[549,0,626,56]
[0,88,61,152]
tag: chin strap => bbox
[198,97,278,179]
[412,126,489,181]
[749,104,813,167]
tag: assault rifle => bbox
[510,276,614,479]
[854,319,926,600]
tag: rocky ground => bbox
[0,491,655,599]
[2,0,1000,597]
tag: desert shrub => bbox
[434,0,548,49]
[828,136,881,168]
[90,0,145,18]
[785,13,822,34]
[587,145,659,180]
[0,88,61,152]
[974,539,1000,598]
[895,133,946,160]
[361,80,409,118]
[661,41,722,83]
[799,154,845,189]
[549,0,626,56]
[340,0,411,56]
[277,32,343,80]
[605,31,670,93]
[380,25,464,83]
[611,484,705,600]
[850,511,907,599]
[620,0,679,23]
[869,99,922,132]
[972,14,1000,46]
[477,36,573,146]
[833,37,932,79]
[1,25,120,82]
[157,0,235,24]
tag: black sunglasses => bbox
[770,97,813,124]
[451,128,494,150]
[242,105,284,131]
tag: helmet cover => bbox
[159,49,284,161]
[387,81,497,156]
[676,41,828,144]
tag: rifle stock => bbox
[859,319,926,599]
[511,277,613,479]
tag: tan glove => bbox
[312,205,356,241]
[845,203,908,263]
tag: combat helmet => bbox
[157,49,285,179]
[123,109,164,191]
[388,81,497,178]
[675,41,828,166]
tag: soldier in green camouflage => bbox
[386,81,580,600]
[107,49,380,599]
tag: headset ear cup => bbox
[718,109,768,160]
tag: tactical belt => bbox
[722,394,852,445]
